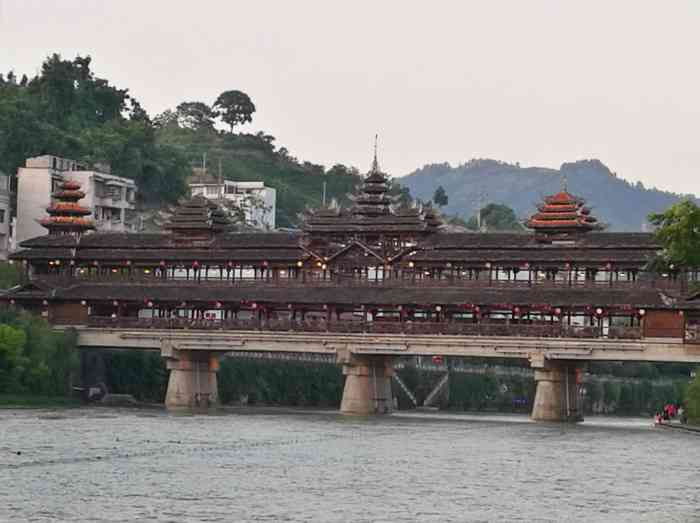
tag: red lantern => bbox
[193,261,200,268]
[432,355,444,365]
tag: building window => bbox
[206,186,219,196]
[0,209,5,224]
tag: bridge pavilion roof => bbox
[8,280,683,311]
[12,230,661,268]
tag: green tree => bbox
[686,371,700,423]
[466,203,524,232]
[433,185,448,207]
[213,90,256,132]
[175,101,218,130]
[649,200,700,269]
[0,324,27,392]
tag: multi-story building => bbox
[188,170,276,229]
[0,171,12,259]
[14,155,137,246]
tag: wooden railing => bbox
[85,316,644,340]
[35,273,684,290]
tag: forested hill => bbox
[1,54,399,228]
[400,159,699,231]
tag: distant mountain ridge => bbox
[399,159,698,232]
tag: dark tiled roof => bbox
[24,282,672,308]
[75,248,303,262]
[411,248,655,264]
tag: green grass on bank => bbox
[0,394,81,409]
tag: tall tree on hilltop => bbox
[213,90,255,132]
[433,185,448,207]
[175,101,218,130]
[27,54,129,129]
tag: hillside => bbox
[399,159,698,231]
[154,125,366,228]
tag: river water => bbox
[0,408,698,522]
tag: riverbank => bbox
[658,420,700,434]
[0,394,81,409]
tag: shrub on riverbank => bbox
[0,309,79,397]
[685,371,700,424]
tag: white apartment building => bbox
[15,155,138,245]
[189,171,276,229]
[0,172,12,259]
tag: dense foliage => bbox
[465,203,524,232]
[0,55,191,204]
[0,309,78,396]
[649,200,700,269]
[686,372,700,424]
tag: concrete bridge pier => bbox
[530,357,583,422]
[339,353,394,415]
[162,342,224,412]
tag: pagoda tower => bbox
[526,187,603,238]
[164,195,231,243]
[40,179,95,236]
[348,140,396,218]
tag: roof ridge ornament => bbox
[371,134,380,173]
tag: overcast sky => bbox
[2,1,699,194]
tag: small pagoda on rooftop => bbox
[347,152,396,217]
[164,195,232,244]
[40,179,95,236]
[526,183,603,239]
[303,138,442,253]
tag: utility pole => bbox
[473,188,487,232]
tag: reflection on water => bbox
[1,408,698,522]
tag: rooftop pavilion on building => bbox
[4,147,700,419]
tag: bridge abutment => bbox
[163,343,223,411]
[340,354,394,415]
[530,358,583,422]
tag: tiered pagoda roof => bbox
[40,179,95,236]
[164,195,232,238]
[526,188,603,235]
[303,146,442,238]
[348,154,395,217]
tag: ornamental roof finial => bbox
[371,134,380,173]
[561,173,568,192]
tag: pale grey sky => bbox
[2,0,699,195]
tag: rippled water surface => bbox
[1,408,699,522]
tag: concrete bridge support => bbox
[340,354,394,415]
[530,358,583,422]
[162,342,224,411]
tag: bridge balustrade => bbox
[85,316,645,340]
[34,272,684,291]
